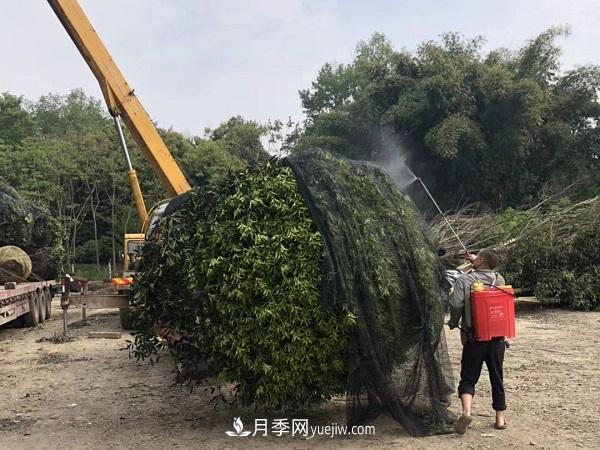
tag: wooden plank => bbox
[88,331,122,339]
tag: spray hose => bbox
[415,177,468,253]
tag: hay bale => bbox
[0,246,32,283]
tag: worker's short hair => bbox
[478,248,500,269]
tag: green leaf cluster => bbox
[0,179,65,278]
[131,161,352,411]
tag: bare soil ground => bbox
[1,298,599,449]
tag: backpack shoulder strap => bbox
[491,272,498,286]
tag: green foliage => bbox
[72,263,112,281]
[208,116,270,169]
[132,162,353,411]
[295,29,600,209]
[0,93,36,144]
[424,113,485,158]
[47,214,67,276]
[0,89,270,272]
[515,26,570,84]
[75,237,114,264]
[32,89,107,136]
[159,127,245,186]
[535,225,600,311]
[299,63,357,119]
[0,179,65,278]
[475,207,542,250]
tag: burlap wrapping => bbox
[0,245,32,283]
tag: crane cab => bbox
[110,234,143,289]
[123,234,145,275]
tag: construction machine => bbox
[47,0,192,328]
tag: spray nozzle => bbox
[414,177,468,254]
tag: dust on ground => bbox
[1,297,599,449]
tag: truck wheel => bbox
[37,290,46,323]
[119,308,133,330]
[44,288,52,320]
[23,292,40,327]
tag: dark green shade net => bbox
[285,150,454,435]
[0,180,60,279]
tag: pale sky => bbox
[2,0,599,136]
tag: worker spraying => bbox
[409,172,511,435]
[448,248,509,434]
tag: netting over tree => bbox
[132,150,455,436]
[286,150,454,435]
[0,180,62,279]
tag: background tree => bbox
[0,90,270,275]
[0,93,36,143]
[294,27,600,210]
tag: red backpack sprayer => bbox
[405,169,516,341]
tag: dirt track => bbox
[1,298,599,449]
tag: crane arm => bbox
[47,0,192,201]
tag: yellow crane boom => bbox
[47,0,192,226]
[47,0,194,328]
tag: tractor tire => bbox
[119,308,133,330]
[23,292,40,327]
[44,288,52,320]
[37,290,46,324]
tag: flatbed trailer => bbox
[0,280,57,328]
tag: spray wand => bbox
[414,177,469,254]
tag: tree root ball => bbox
[0,245,32,283]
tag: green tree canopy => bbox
[0,90,270,272]
[294,28,600,209]
[0,93,36,144]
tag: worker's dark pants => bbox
[458,338,506,411]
